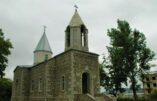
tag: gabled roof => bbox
[69,10,84,27]
[34,32,52,52]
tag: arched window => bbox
[81,33,85,46]
[66,26,70,47]
[31,80,34,91]
[62,76,65,90]
[15,79,18,90]
[45,54,48,61]
[39,78,42,91]
[81,25,86,47]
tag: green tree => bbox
[0,28,13,78]
[0,78,13,101]
[102,20,155,99]
[100,54,127,96]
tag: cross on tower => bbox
[74,5,78,10]
[43,25,47,33]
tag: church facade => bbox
[11,10,115,101]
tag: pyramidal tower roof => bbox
[69,10,84,27]
[34,30,52,53]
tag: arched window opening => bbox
[66,26,70,47]
[81,25,86,47]
[16,79,18,86]
[62,76,65,90]
[45,54,48,61]
[31,80,34,91]
[82,72,90,94]
[81,33,85,46]
[15,79,18,90]
[39,78,42,91]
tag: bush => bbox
[0,78,12,101]
[150,90,157,100]
[117,97,134,101]
[117,97,148,101]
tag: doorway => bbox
[82,72,90,94]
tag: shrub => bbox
[150,90,157,100]
[117,96,148,101]
[0,78,12,101]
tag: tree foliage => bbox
[150,90,157,100]
[0,78,12,101]
[0,28,13,78]
[101,20,155,99]
[100,54,127,96]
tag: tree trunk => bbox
[131,75,137,100]
[132,82,137,100]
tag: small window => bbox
[146,78,149,81]
[147,83,150,88]
[45,54,48,61]
[39,78,42,91]
[153,83,157,87]
[16,79,18,85]
[62,76,65,90]
[31,80,34,91]
[148,89,151,94]
[15,79,18,90]
[152,77,156,80]
[67,32,70,47]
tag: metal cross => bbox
[74,5,78,10]
[43,25,47,33]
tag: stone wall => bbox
[34,51,52,65]
[11,49,100,101]
[11,67,30,101]
[75,94,96,101]
[72,50,99,95]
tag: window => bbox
[66,26,70,47]
[31,80,34,91]
[81,33,85,46]
[146,78,149,81]
[39,78,42,91]
[81,25,86,47]
[67,32,70,47]
[45,54,48,61]
[153,83,157,87]
[15,79,18,90]
[152,77,156,80]
[62,76,65,90]
[16,79,18,85]
[147,83,150,88]
[148,89,151,94]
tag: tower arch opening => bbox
[81,25,86,47]
[66,26,70,47]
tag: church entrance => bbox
[82,72,90,94]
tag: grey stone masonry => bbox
[11,49,100,101]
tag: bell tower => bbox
[65,10,88,51]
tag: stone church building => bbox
[11,10,115,101]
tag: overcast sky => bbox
[0,0,157,79]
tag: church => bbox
[11,9,115,101]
